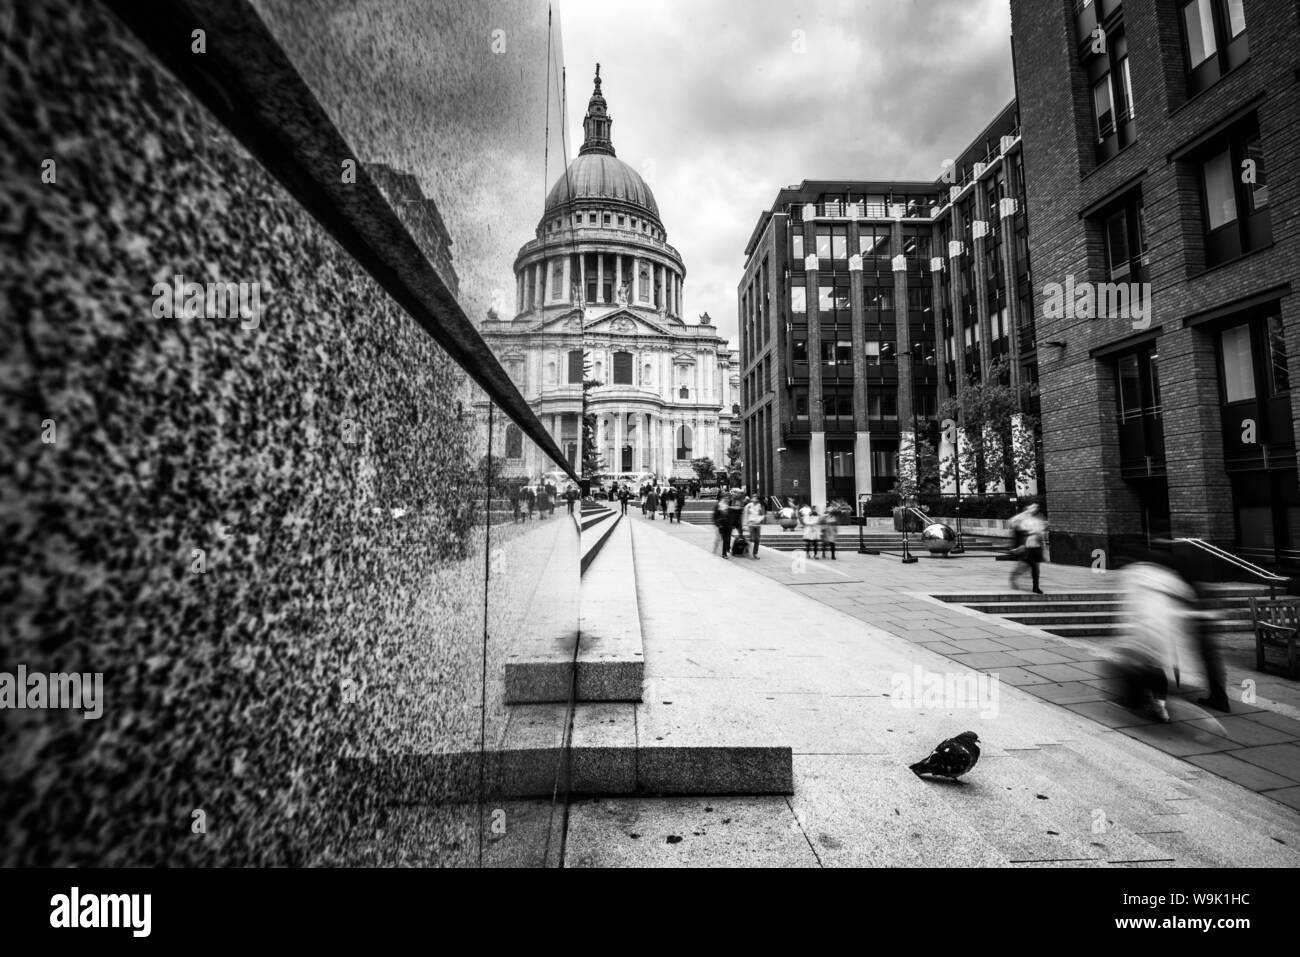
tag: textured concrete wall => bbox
[0,0,567,865]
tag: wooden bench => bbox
[1248,596,1300,679]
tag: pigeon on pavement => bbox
[910,731,980,781]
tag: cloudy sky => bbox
[557,0,1015,348]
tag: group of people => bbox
[794,502,840,560]
[713,492,767,559]
[605,483,686,522]
[511,481,580,522]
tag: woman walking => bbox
[743,495,766,559]
[800,503,821,559]
[713,495,733,558]
[821,505,839,560]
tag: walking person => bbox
[674,487,685,524]
[743,495,766,559]
[525,486,536,520]
[713,494,733,558]
[618,485,630,515]
[821,505,839,560]
[1009,503,1047,594]
[645,486,659,521]
[661,484,675,522]
[800,502,821,559]
[1112,559,1197,723]
[564,484,578,516]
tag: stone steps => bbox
[505,516,643,704]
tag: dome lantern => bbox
[580,63,615,157]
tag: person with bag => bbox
[645,486,660,521]
[714,495,733,558]
[743,495,766,559]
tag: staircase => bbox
[932,582,1271,639]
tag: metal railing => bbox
[1174,538,1291,597]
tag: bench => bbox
[1248,596,1300,679]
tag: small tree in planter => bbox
[938,358,1039,496]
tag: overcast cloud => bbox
[557,0,1015,348]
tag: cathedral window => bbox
[613,351,634,385]
[504,424,523,459]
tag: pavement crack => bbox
[785,796,823,867]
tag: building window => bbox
[831,226,848,261]
[791,285,806,314]
[551,260,564,299]
[568,349,585,384]
[792,338,808,362]
[603,213,611,225]
[588,212,597,224]
[505,424,523,459]
[793,387,810,419]
[865,340,881,365]
[638,266,650,301]
[1100,193,1147,281]
[618,215,625,227]
[1087,30,1135,162]
[1269,315,1290,393]
[820,340,852,367]
[816,228,832,260]
[1180,0,1249,94]
[792,232,804,262]
[1194,120,1272,267]
[613,351,634,385]
[823,387,853,420]
[676,426,693,460]
[1220,324,1255,403]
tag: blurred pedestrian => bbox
[646,486,659,520]
[1112,560,1197,723]
[821,505,839,560]
[800,503,821,559]
[1009,503,1047,594]
[743,495,766,559]
[713,494,733,558]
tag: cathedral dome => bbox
[543,153,659,218]
[541,64,660,221]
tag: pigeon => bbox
[909,731,980,781]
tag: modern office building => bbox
[738,102,1037,509]
[1009,0,1300,567]
[482,68,736,480]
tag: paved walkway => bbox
[562,513,1300,867]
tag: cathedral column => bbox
[516,272,524,314]
[615,410,625,473]
[562,255,571,304]
[578,254,586,305]
[615,255,623,300]
[597,253,605,303]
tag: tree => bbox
[581,354,605,479]
[894,417,940,501]
[725,436,743,485]
[937,358,1039,494]
[690,457,716,482]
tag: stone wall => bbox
[0,0,566,865]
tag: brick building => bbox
[738,103,1038,510]
[1009,0,1300,567]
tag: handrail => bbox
[767,495,784,513]
[1174,538,1291,591]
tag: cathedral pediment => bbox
[583,309,676,338]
